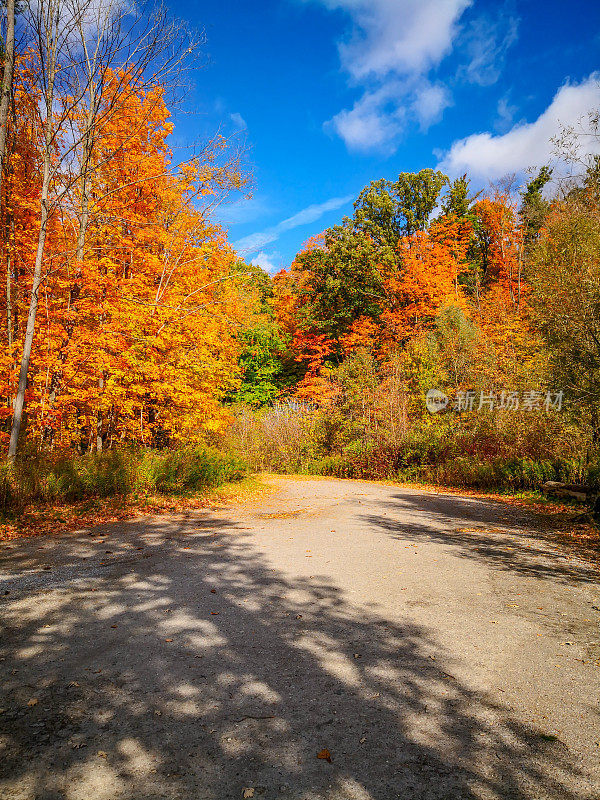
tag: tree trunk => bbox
[75,103,95,263]
[1,0,15,410]
[0,0,15,195]
[7,12,56,461]
[96,374,104,453]
[5,227,11,348]
[7,157,51,459]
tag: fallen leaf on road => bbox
[97,750,108,758]
[27,698,38,707]
[165,638,173,642]
[317,748,332,763]
[242,790,255,798]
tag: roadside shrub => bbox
[1,445,247,513]
[305,455,351,478]
[220,401,598,495]
[136,446,246,494]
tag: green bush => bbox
[136,446,246,494]
[1,446,247,513]
[305,455,350,478]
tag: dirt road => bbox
[1,476,599,800]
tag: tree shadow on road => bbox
[361,491,600,585]
[0,512,595,800]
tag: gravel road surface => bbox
[1,476,599,800]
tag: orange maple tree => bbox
[0,65,248,451]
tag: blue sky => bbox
[165,0,600,273]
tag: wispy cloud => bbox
[459,12,519,87]
[234,194,354,254]
[235,231,280,253]
[230,112,247,130]
[218,195,270,226]
[251,251,284,275]
[495,96,518,133]
[440,74,600,180]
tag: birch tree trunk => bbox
[8,6,57,461]
[0,0,15,192]
[1,1,15,408]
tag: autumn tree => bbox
[520,166,553,249]
[7,0,201,458]
[353,168,449,249]
[529,159,600,439]
[380,216,472,346]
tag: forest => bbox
[1,0,600,516]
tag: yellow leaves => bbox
[1,69,247,449]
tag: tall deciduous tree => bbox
[7,0,200,458]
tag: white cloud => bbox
[312,0,523,153]
[251,252,283,275]
[327,79,451,152]
[412,82,452,129]
[230,112,247,130]
[440,74,600,180]
[328,82,406,152]
[316,0,472,79]
[313,0,472,152]
[234,194,354,254]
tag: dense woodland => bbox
[1,2,600,506]
[225,145,600,490]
